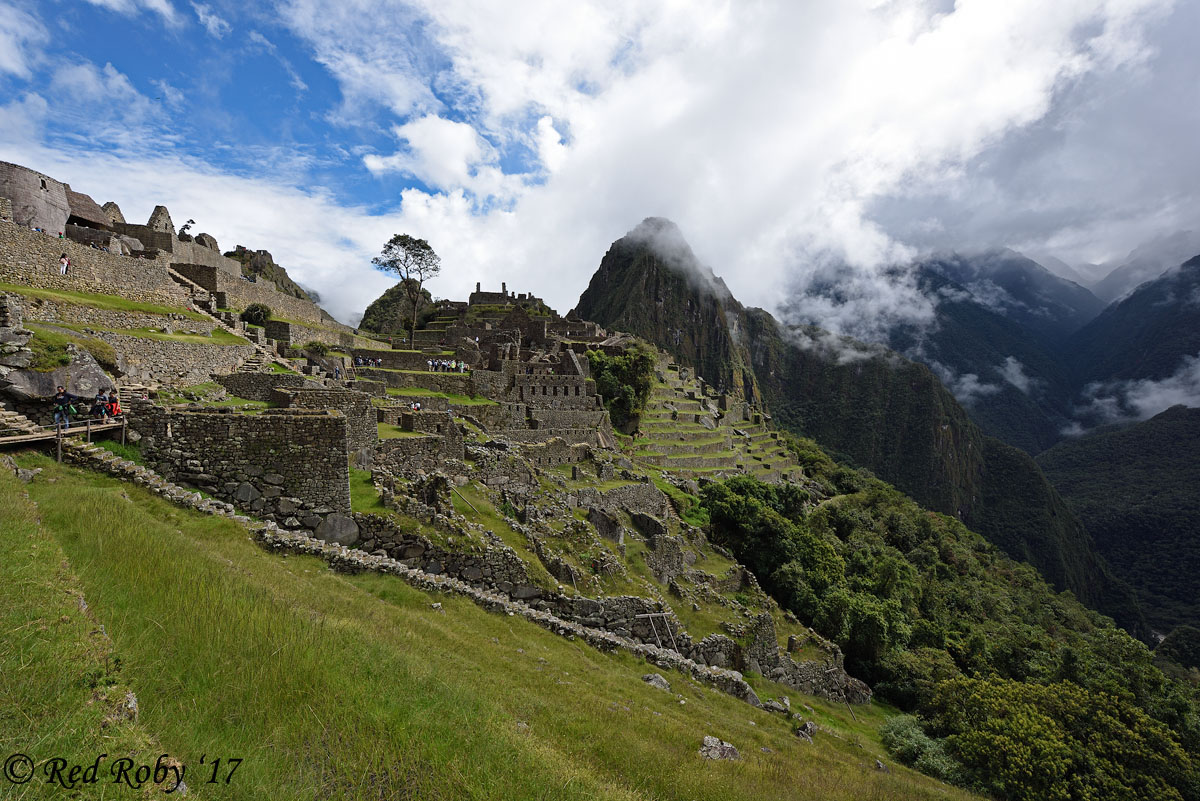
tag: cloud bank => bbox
[0,0,1192,330]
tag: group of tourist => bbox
[50,386,123,430]
[427,358,466,373]
[354,356,384,367]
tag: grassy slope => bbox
[0,282,208,319]
[1,454,975,801]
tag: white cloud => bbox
[999,355,1040,395]
[1076,352,1200,425]
[191,2,231,38]
[0,1,47,79]
[247,30,308,92]
[276,0,1174,334]
[929,361,1001,407]
[81,0,180,26]
[0,0,1184,334]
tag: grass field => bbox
[0,282,208,319]
[384,386,497,406]
[0,455,976,800]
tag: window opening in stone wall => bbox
[39,178,47,189]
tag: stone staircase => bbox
[0,407,41,435]
[237,354,266,373]
[165,267,299,376]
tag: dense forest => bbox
[698,434,1199,800]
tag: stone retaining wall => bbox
[214,372,314,401]
[174,262,346,331]
[131,403,351,521]
[352,513,531,587]
[0,221,188,306]
[20,296,215,333]
[375,433,464,472]
[93,332,255,386]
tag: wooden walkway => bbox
[0,417,127,459]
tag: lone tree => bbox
[372,234,441,345]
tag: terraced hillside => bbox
[629,356,804,484]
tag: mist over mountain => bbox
[577,218,1143,635]
[1066,254,1200,428]
[1090,230,1200,304]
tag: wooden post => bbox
[56,424,62,463]
[122,417,127,445]
[86,418,92,443]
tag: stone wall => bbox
[574,483,671,519]
[347,378,385,397]
[132,403,351,521]
[375,433,464,473]
[265,319,363,349]
[214,372,314,401]
[0,162,70,232]
[518,438,592,467]
[352,513,531,587]
[528,408,609,430]
[514,374,596,408]
[272,387,376,452]
[376,398,448,424]
[350,347,438,371]
[19,296,216,333]
[358,368,475,395]
[173,262,347,330]
[0,222,189,306]
[93,332,255,386]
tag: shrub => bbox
[879,715,962,784]
[240,303,272,326]
[303,340,330,356]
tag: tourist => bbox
[333,365,341,380]
[59,253,69,275]
[89,389,111,420]
[427,359,433,372]
[106,390,123,420]
[51,386,80,429]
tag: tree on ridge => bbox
[372,234,442,346]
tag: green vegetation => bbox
[384,386,497,406]
[25,323,119,372]
[301,339,329,355]
[269,361,298,374]
[0,282,208,319]
[697,451,1200,799]
[358,281,435,337]
[1,456,977,801]
[1038,406,1200,638]
[224,246,313,301]
[377,422,427,439]
[586,345,655,429]
[240,302,272,326]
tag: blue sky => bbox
[1,0,1197,327]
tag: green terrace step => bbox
[639,438,732,456]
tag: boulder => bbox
[698,736,739,760]
[642,673,671,691]
[315,513,359,546]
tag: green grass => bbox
[0,467,174,799]
[268,361,299,374]
[93,438,146,465]
[349,468,386,514]
[377,423,428,439]
[25,323,119,372]
[385,387,497,406]
[0,455,979,801]
[0,282,209,320]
